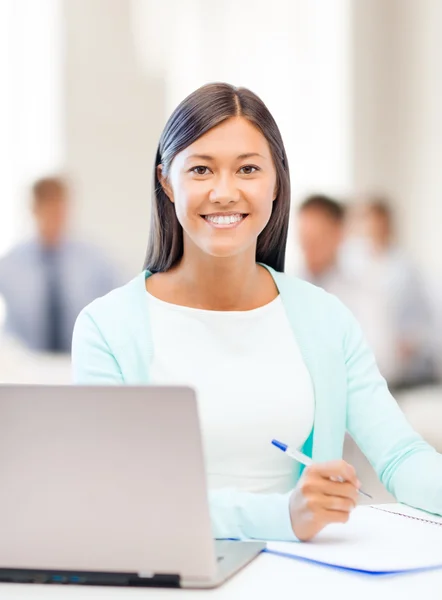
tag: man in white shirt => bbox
[345,199,436,388]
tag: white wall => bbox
[0,0,63,256]
[352,0,442,279]
[63,0,165,275]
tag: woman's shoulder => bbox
[272,269,349,309]
[72,271,150,354]
[75,272,147,343]
[85,272,145,311]
[271,269,355,335]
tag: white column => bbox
[0,0,63,255]
[64,0,165,273]
[352,0,442,278]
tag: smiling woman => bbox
[72,83,442,544]
[154,116,280,288]
[145,84,290,277]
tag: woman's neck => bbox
[147,252,278,311]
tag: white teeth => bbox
[205,214,244,225]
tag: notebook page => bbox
[266,506,442,573]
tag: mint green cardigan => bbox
[72,266,442,541]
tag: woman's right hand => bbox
[289,460,360,541]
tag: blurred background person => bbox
[343,197,436,390]
[297,194,408,387]
[297,194,348,293]
[0,177,121,354]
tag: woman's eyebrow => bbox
[186,154,214,161]
[237,153,266,160]
[186,152,266,162]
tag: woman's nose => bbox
[208,175,240,204]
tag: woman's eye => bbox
[239,165,259,175]
[191,166,210,175]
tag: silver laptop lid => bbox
[0,385,217,582]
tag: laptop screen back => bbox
[0,385,216,581]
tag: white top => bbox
[147,292,314,494]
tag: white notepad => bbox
[266,505,442,575]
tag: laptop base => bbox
[0,568,180,587]
[0,541,265,589]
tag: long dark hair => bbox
[144,83,291,273]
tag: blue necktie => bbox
[43,248,64,353]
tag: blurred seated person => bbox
[343,197,436,389]
[297,195,348,292]
[0,177,121,353]
[297,195,407,385]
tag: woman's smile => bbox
[201,212,249,229]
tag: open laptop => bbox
[0,385,265,588]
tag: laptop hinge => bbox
[133,573,181,588]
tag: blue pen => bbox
[271,439,372,499]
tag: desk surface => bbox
[2,505,441,600]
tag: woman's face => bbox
[161,116,278,260]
